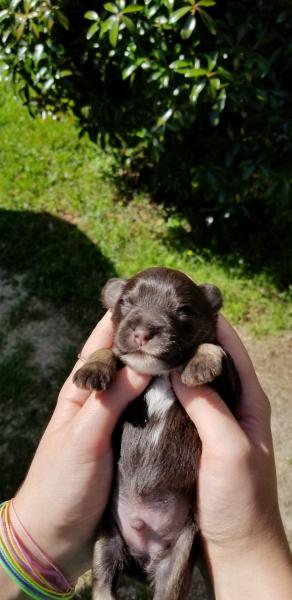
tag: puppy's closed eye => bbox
[119,297,133,311]
[176,305,195,318]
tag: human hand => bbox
[11,311,150,583]
[171,315,292,598]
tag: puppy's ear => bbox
[101,278,127,309]
[200,283,223,314]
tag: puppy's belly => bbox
[111,375,198,558]
[116,494,190,556]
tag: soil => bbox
[238,326,292,548]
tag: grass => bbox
[0,80,291,599]
[0,81,291,335]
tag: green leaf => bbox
[86,21,99,39]
[163,0,175,9]
[84,11,99,21]
[15,22,25,40]
[0,10,9,23]
[180,15,196,39]
[56,11,69,30]
[209,76,221,90]
[169,60,192,75]
[122,63,138,79]
[122,5,144,13]
[109,18,119,47]
[199,8,216,34]
[217,66,232,80]
[148,5,159,17]
[99,17,114,37]
[58,70,73,78]
[190,81,205,102]
[157,107,173,126]
[185,67,208,77]
[197,0,216,6]
[30,22,39,38]
[206,51,218,71]
[23,0,31,14]
[121,15,135,32]
[2,29,11,43]
[10,0,22,9]
[43,77,54,92]
[104,3,118,14]
[34,65,48,83]
[169,6,190,24]
[209,110,220,126]
[33,44,44,64]
[217,88,226,111]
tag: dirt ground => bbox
[1,275,291,599]
[238,326,292,549]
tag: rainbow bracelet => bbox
[0,500,75,599]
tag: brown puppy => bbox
[74,267,239,600]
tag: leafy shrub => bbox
[1,0,292,286]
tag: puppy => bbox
[74,267,239,600]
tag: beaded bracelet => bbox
[0,500,75,599]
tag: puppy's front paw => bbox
[73,349,116,391]
[73,363,114,391]
[181,343,226,386]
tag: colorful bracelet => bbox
[0,500,75,599]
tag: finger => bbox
[70,367,151,456]
[217,314,260,395]
[217,315,271,421]
[48,311,115,430]
[171,370,247,455]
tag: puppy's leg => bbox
[181,343,226,386]
[152,522,197,600]
[92,525,125,600]
[196,554,215,600]
[73,348,117,391]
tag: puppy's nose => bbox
[133,327,151,346]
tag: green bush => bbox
[1,0,292,286]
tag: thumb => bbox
[171,371,246,454]
[70,367,151,455]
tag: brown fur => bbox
[73,267,239,599]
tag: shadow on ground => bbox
[0,209,211,599]
[0,209,116,499]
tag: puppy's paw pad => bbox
[73,364,113,391]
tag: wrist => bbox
[0,565,28,600]
[12,492,90,583]
[0,499,77,599]
[205,524,292,599]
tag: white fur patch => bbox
[145,375,176,419]
[149,422,165,447]
[119,351,169,375]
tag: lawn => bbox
[0,80,291,599]
[0,82,291,334]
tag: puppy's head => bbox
[102,267,222,374]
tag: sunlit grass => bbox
[0,81,291,334]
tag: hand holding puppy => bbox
[172,315,292,599]
[8,311,150,587]
[1,311,291,600]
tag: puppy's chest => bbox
[120,374,177,450]
[144,374,177,442]
[115,375,200,497]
